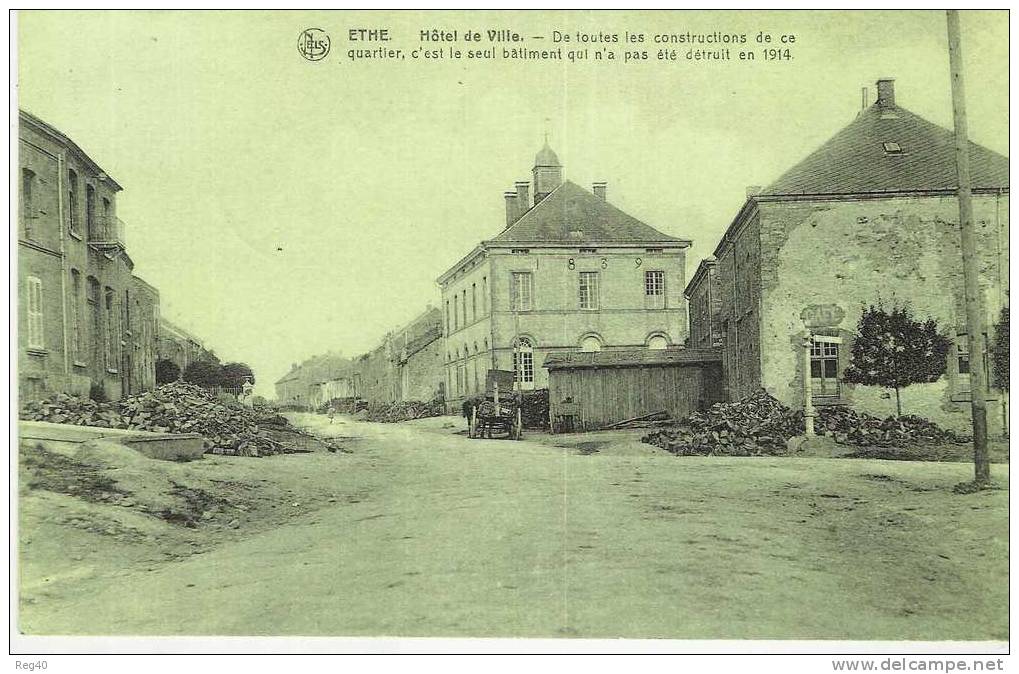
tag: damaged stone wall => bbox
[757,192,1008,432]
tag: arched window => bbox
[513,337,535,390]
[647,334,669,350]
[579,334,603,352]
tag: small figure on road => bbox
[328,407,336,424]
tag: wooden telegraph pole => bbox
[947,10,991,485]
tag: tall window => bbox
[462,289,467,326]
[579,271,599,310]
[644,270,665,309]
[21,168,35,238]
[482,276,488,316]
[471,283,477,322]
[87,277,100,363]
[810,338,840,398]
[104,287,117,370]
[67,169,79,235]
[444,300,450,335]
[453,295,459,332]
[513,337,534,390]
[124,289,131,333]
[25,276,44,350]
[86,185,97,240]
[511,272,533,312]
[70,269,83,363]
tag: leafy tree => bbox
[155,359,181,385]
[182,360,224,389]
[992,306,1009,391]
[220,362,255,389]
[842,303,951,416]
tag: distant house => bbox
[437,143,692,409]
[688,79,1009,431]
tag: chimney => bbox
[876,78,895,108]
[515,181,530,215]
[861,86,869,110]
[746,185,762,199]
[504,191,518,227]
[592,181,607,200]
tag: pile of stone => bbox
[641,389,802,456]
[816,406,969,447]
[363,398,445,423]
[21,382,301,457]
[641,388,970,456]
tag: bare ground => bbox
[17,413,1008,640]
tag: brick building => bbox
[18,110,160,402]
[687,79,1009,431]
[437,144,692,408]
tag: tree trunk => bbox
[894,387,902,417]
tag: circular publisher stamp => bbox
[298,28,330,61]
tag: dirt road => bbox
[19,414,1008,639]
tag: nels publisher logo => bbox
[298,28,330,61]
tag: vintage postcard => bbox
[12,8,1009,656]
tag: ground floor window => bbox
[513,338,534,390]
[810,337,840,398]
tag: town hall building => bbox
[437,143,692,407]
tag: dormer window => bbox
[883,142,903,154]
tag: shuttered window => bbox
[26,276,44,349]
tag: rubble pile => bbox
[641,390,801,456]
[363,398,445,423]
[816,406,970,447]
[641,388,971,456]
[21,382,302,457]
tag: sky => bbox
[17,10,1008,397]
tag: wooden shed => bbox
[543,349,724,431]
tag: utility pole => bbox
[947,10,991,485]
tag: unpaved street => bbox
[19,414,1008,639]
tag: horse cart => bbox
[466,369,523,440]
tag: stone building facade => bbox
[691,79,1009,432]
[18,110,160,402]
[437,144,692,408]
[348,306,444,405]
[156,317,218,377]
[684,256,723,351]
